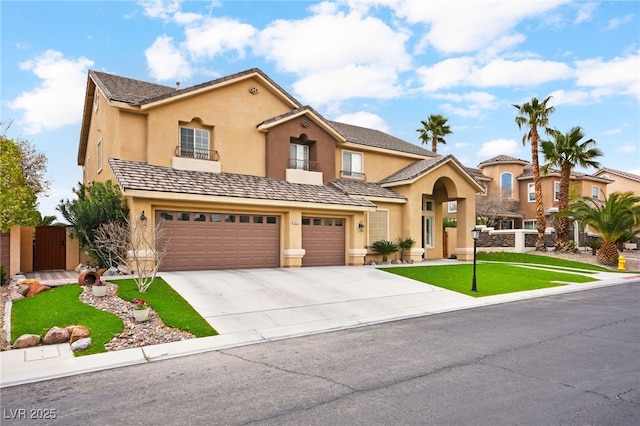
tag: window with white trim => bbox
[97,138,103,173]
[501,173,513,199]
[180,127,210,159]
[554,181,560,201]
[289,143,309,170]
[592,185,600,199]
[448,201,457,213]
[368,210,388,245]
[342,151,363,179]
[528,183,535,202]
[523,220,537,230]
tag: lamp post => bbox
[471,227,480,292]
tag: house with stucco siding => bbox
[77,68,483,271]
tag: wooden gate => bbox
[443,229,448,258]
[34,226,66,270]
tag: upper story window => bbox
[592,185,600,200]
[500,173,513,199]
[554,181,561,201]
[180,127,210,159]
[448,201,457,213]
[96,138,103,173]
[528,183,535,202]
[289,143,310,170]
[342,151,364,179]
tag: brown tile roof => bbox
[378,155,452,184]
[329,180,406,200]
[327,120,435,157]
[109,158,375,208]
[478,155,529,168]
[465,167,492,181]
[596,167,640,183]
[90,68,302,108]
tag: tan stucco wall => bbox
[338,146,419,183]
[480,163,524,201]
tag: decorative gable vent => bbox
[249,87,259,95]
[300,120,310,128]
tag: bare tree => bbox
[475,194,521,228]
[94,218,169,292]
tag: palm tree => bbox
[541,126,602,251]
[561,192,640,266]
[416,114,452,154]
[513,96,555,251]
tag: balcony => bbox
[340,170,366,180]
[286,158,323,185]
[172,146,221,173]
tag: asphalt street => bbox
[1,282,638,425]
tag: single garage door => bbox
[302,217,345,267]
[159,211,280,271]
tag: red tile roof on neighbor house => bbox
[108,158,376,208]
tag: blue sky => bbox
[2,0,639,220]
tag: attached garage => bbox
[302,217,345,267]
[159,211,280,271]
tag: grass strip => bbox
[380,263,597,297]
[476,252,610,271]
[112,277,217,337]
[11,285,123,355]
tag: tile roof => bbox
[327,120,435,157]
[109,158,375,208]
[478,155,529,168]
[90,68,301,108]
[596,167,640,182]
[329,180,406,200]
[378,155,453,184]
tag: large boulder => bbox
[43,326,70,345]
[12,334,41,349]
[66,325,91,343]
[70,338,92,351]
[25,281,51,297]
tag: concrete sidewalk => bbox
[2,263,638,388]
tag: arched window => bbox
[500,173,513,199]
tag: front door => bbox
[34,226,66,270]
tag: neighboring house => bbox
[474,155,611,234]
[77,68,483,271]
[593,168,640,196]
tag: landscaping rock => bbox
[9,290,24,301]
[12,334,41,349]
[67,325,91,343]
[70,337,92,351]
[17,284,30,296]
[25,282,51,297]
[118,264,132,275]
[103,266,120,276]
[43,326,70,345]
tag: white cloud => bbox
[139,0,182,20]
[417,57,572,92]
[547,89,593,106]
[434,91,500,118]
[574,51,640,99]
[145,35,192,82]
[603,14,635,31]
[616,144,636,154]
[183,17,257,59]
[477,139,521,158]
[292,64,403,106]
[393,0,566,54]
[9,50,92,134]
[601,128,622,135]
[573,2,598,24]
[333,111,389,132]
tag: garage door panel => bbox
[302,217,345,267]
[159,211,280,271]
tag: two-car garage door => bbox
[159,211,280,271]
[159,211,345,271]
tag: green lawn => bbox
[476,252,611,271]
[11,277,217,356]
[380,261,597,297]
[11,285,123,355]
[112,277,217,337]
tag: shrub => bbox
[372,240,398,262]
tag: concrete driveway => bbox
[160,264,474,340]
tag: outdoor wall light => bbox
[471,227,480,292]
[358,221,365,232]
[139,210,147,222]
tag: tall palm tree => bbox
[541,126,602,251]
[561,192,640,266]
[513,96,555,251]
[416,114,452,154]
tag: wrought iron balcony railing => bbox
[289,158,320,171]
[175,146,220,161]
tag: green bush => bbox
[371,240,398,262]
